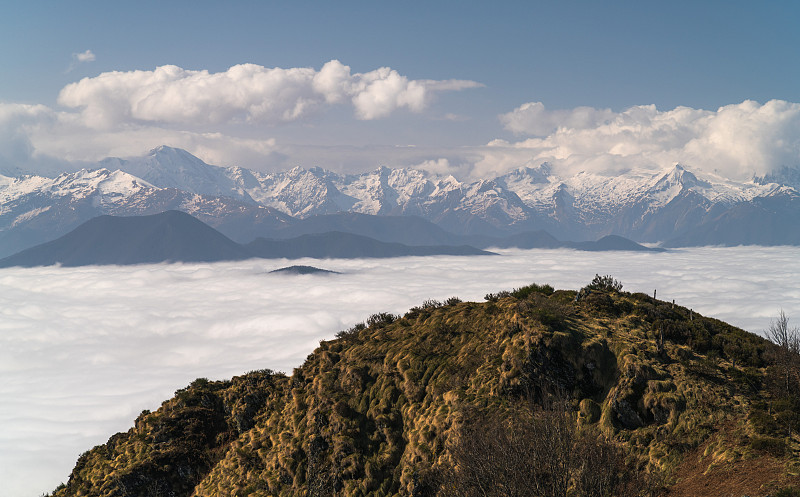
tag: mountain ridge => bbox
[0,211,498,267]
[1,146,798,256]
[45,280,800,496]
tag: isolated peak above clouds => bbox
[56,60,483,128]
[490,99,800,181]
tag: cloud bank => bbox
[2,246,799,497]
[487,100,800,180]
[3,60,800,181]
[57,60,482,127]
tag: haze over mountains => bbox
[0,210,666,268]
[0,211,495,268]
[0,145,798,258]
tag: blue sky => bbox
[2,1,800,177]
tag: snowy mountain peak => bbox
[656,164,709,189]
[99,147,255,203]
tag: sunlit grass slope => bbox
[50,280,800,497]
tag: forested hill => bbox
[49,278,800,497]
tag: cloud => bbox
[411,158,458,176]
[500,101,617,136]
[0,102,285,175]
[0,103,75,176]
[491,100,800,179]
[1,247,798,496]
[65,50,97,74]
[73,50,96,63]
[57,60,482,127]
[29,120,284,171]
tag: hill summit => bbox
[48,279,800,496]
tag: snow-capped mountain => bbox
[98,145,257,203]
[1,145,798,256]
[0,166,291,258]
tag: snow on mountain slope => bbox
[0,169,152,215]
[100,146,256,203]
[0,167,292,257]
[2,146,798,252]
[86,147,796,232]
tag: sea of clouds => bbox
[3,246,800,497]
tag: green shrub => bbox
[510,283,555,299]
[584,274,623,292]
[336,322,366,339]
[484,290,511,302]
[366,312,397,328]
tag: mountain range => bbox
[0,145,797,257]
[0,211,494,267]
[0,210,664,268]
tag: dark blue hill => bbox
[0,211,251,267]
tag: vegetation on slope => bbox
[50,277,800,496]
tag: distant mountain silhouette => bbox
[662,195,800,247]
[0,212,494,267]
[246,232,494,259]
[261,214,659,252]
[567,234,665,252]
[470,230,563,249]
[268,265,340,275]
[267,212,457,246]
[462,230,660,251]
[0,211,251,267]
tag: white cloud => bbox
[0,102,285,175]
[5,68,800,182]
[0,103,75,176]
[73,49,96,63]
[2,247,799,496]
[491,100,800,179]
[500,101,617,136]
[57,60,482,128]
[411,158,455,176]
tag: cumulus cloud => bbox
[29,121,284,171]
[57,60,482,128]
[2,247,799,496]
[500,101,617,136]
[0,103,75,176]
[491,100,800,179]
[0,101,284,175]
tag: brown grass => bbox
[667,435,799,497]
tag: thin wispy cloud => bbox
[65,49,96,73]
[2,247,799,496]
[74,49,96,63]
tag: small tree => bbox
[585,274,623,293]
[766,310,800,397]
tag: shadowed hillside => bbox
[48,279,800,496]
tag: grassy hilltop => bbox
[50,278,800,497]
